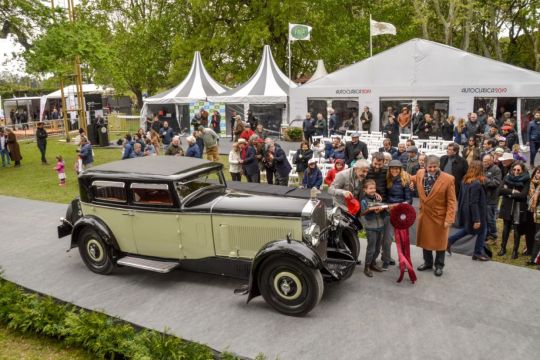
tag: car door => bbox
[83,180,138,254]
[129,183,182,259]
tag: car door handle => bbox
[122,212,134,216]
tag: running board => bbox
[117,256,179,273]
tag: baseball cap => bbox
[406,146,418,153]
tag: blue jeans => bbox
[448,226,487,256]
[486,204,498,239]
[0,148,10,166]
[365,229,383,265]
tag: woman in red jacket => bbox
[324,159,345,186]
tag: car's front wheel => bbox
[259,256,323,316]
[78,227,114,275]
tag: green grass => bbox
[0,138,231,204]
[0,324,92,360]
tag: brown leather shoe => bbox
[472,255,489,261]
[370,264,383,272]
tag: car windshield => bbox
[175,169,225,200]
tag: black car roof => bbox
[80,157,223,181]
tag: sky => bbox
[0,36,26,76]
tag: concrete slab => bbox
[0,196,539,359]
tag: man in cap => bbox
[406,146,420,175]
[413,155,457,277]
[477,108,487,127]
[498,152,515,178]
[501,125,517,150]
[344,132,368,167]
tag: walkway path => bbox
[0,196,538,359]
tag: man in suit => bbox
[411,105,424,135]
[440,143,468,198]
[413,155,457,277]
[344,132,368,167]
[239,138,260,183]
[360,106,373,133]
[269,142,292,186]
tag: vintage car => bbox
[58,156,360,316]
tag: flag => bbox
[289,23,312,41]
[370,19,396,36]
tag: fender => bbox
[246,239,323,303]
[70,216,121,251]
[340,211,362,232]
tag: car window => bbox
[176,170,225,200]
[92,181,126,203]
[131,183,173,206]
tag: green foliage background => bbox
[5,0,540,107]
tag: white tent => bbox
[289,38,540,140]
[306,60,328,84]
[209,45,296,104]
[143,51,227,105]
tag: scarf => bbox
[528,177,540,212]
[423,170,440,196]
[505,172,530,188]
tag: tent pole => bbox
[288,24,292,85]
[369,14,373,58]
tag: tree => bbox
[0,0,49,50]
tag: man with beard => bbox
[440,143,468,198]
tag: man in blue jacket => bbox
[527,110,540,167]
[122,134,135,159]
[239,138,260,183]
[79,136,94,170]
[160,121,174,151]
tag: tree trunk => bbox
[133,88,144,111]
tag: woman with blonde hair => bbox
[448,160,489,261]
[453,117,467,145]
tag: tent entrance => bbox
[379,98,449,133]
[250,104,284,136]
[307,98,359,131]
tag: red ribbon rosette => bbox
[390,203,417,284]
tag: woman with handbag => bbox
[498,162,530,259]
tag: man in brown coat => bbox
[413,155,457,276]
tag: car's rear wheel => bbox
[78,227,114,275]
[259,256,323,316]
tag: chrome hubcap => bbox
[87,239,104,262]
[273,271,302,300]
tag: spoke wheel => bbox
[259,256,323,316]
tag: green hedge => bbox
[0,277,258,359]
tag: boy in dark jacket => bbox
[360,179,388,277]
[302,159,323,189]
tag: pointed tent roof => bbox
[209,45,297,104]
[301,38,540,88]
[305,60,328,84]
[145,51,227,104]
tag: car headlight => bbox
[328,207,341,227]
[304,224,320,246]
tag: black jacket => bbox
[273,145,292,177]
[411,112,424,133]
[483,164,502,205]
[498,175,530,223]
[36,127,48,145]
[441,121,454,141]
[440,155,468,197]
[344,140,368,166]
[417,120,433,139]
[366,167,388,201]
[456,181,487,234]
[293,149,313,173]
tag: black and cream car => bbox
[58,156,360,316]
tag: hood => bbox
[334,159,345,171]
[212,192,307,217]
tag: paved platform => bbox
[0,196,539,359]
